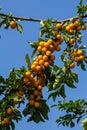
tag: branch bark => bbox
[0,13,87,23]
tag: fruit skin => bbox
[34,102,40,108]
[33,90,40,96]
[29,100,35,106]
[3,117,9,125]
[9,20,16,29]
[6,107,13,115]
[69,62,75,69]
[56,23,62,29]
[69,38,74,45]
[79,55,84,60]
[77,50,83,56]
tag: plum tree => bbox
[0,0,87,130]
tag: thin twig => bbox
[0,13,87,23]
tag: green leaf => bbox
[17,23,23,33]
[70,121,75,128]
[40,100,49,120]
[48,91,59,101]
[31,48,37,57]
[53,65,60,72]
[77,116,82,123]
[84,56,87,63]
[6,124,10,130]
[59,85,66,98]
[10,121,15,130]
[79,45,86,49]
[0,76,5,84]
[70,71,79,83]
[81,61,86,71]
[80,0,83,6]
[25,54,31,70]
[29,41,39,48]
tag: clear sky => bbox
[0,0,87,130]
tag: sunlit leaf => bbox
[17,23,23,33]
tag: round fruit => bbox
[72,51,78,57]
[46,51,52,57]
[37,46,42,52]
[33,90,40,96]
[36,95,41,101]
[56,23,62,29]
[37,85,42,91]
[29,94,34,100]
[77,50,83,56]
[69,23,75,29]
[36,65,42,72]
[37,55,43,60]
[9,20,16,29]
[69,62,75,69]
[69,38,75,45]
[39,41,45,47]
[25,71,31,78]
[29,100,35,106]
[56,34,61,40]
[79,55,84,60]
[73,21,80,27]
[34,102,40,108]
[31,64,36,71]
[65,26,70,32]
[44,62,49,67]
[75,57,80,62]
[3,117,9,125]
[47,39,53,45]
[49,45,55,52]
[42,47,47,53]
[6,108,13,115]
[43,55,49,61]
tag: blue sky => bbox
[0,0,87,130]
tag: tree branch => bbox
[0,13,87,23]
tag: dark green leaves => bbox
[55,99,87,127]
[25,53,31,70]
[23,100,49,123]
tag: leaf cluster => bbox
[56,99,87,128]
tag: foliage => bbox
[55,99,87,128]
[0,0,87,129]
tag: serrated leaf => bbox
[17,23,23,33]
[25,54,31,70]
